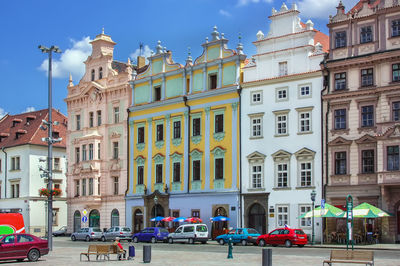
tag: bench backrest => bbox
[331,250,374,261]
[88,245,97,252]
[96,245,112,253]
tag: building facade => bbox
[241,3,327,238]
[65,31,140,233]
[323,0,400,243]
[126,27,245,238]
[0,109,68,236]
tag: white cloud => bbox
[236,0,271,7]
[219,9,232,17]
[23,107,35,113]
[39,36,92,79]
[130,45,153,64]
[0,108,6,119]
[298,0,359,19]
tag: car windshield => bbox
[159,228,169,233]
[295,229,305,235]
[92,228,101,232]
[247,229,259,234]
[196,225,207,232]
[122,227,131,232]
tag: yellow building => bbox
[126,27,246,238]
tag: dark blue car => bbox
[132,227,169,243]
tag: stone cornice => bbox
[324,83,400,100]
[241,70,322,88]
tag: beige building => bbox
[323,0,400,243]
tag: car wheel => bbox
[27,249,40,262]
[218,239,225,245]
[168,238,173,244]
[259,239,265,247]
[241,239,247,246]
[133,237,138,243]
[285,240,292,248]
[71,235,76,241]
[151,237,156,244]
[101,236,106,242]
[188,238,194,244]
[85,236,90,242]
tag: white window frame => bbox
[276,162,289,188]
[300,162,313,187]
[298,84,312,99]
[250,90,263,105]
[251,164,263,189]
[279,61,288,76]
[299,205,312,228]
[274,110,289,136]
[248,113,264,139]
[276,205,289,227]
[276,87,288,102]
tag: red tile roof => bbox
[300,22,329,53]
[0,108,67,149]
[349,0,381,15]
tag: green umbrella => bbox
[298,203,344,218]
[340,202,391,218]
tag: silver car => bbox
[71,227,102,242]
[101,226,132,242]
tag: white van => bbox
[167,224,208,244]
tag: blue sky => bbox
[0,0,358,117]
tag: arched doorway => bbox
[111,209,119,227]
[73,210,81,233]
[212,207,228,239]
[89,209,100,228]
[248,203,266,234]
[151,204,164,226]
[133,209,143,233]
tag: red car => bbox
[0,233,49,262]
[256,228,308,247]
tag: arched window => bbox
[73,210,81,233]
[91,69,95,81]
[248,203,266,234]
[111,209,119,227]
[89,209,100,228]
[99,67,103,79]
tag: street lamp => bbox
[38,45,61,252]
[310,189,317,245]
[154,196,158,226]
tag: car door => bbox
[277,229,289,245]
[0,235,17,258]
[15,234,35,257]
[267,229,280,245]
[114,227,120,240]
[173,226,183,241]
[146,228,155,241]
[75,229,83,240]
[81,228,89,240]
[138,229,147,242]
[235,229,244,243]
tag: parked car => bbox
[257,228,308,247]
[167,224,208,244]
[0,233,49,262]
[71,227,102,242]
[52,226,67,237]
[216,228,260,246]
[101,226,132,242]
[132,227,169,243]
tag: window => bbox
[215,158,224,180]
[251,117,262,138]
[76,115,81,130]
[193,160,200,181]
[215,114,224,133]
[334,73,346,90]
[361,68,373,87]
[193,118,201,136]
[335,31,346,48]
[276,114,287,135]
[392,64,400,82]
[137,166,144,185]
[393,101,400,121]
[299,206,312,227]
[0,159,2,172]
[75,180,80,197]
[89,144,94,160]
[192,210,200,218]
[97,110,102,126]
[173,162,181,182]
[99,67,103,79]
[82,145,87,161]
[156,124,164,141]
[53,158,60,171]
[75,147,80,163]
[17,235,34,243]
[89,178,94,195]
[392,19,400,37]
[156,164,163,183]
[279,62,288,76]
[54,184,60,189]
[91,69,95,81]
[98,177,101,195]
[276,88,288,101]
[387,146,399,171]
[277,163,288,187]
[299,112,311,133]
[173,121,181,139]
[98,143,101,160]
[251,91,262,104]
[360,26,372,43]
[11,157,20,170]
[113,142,119,159]
[89,112,94,127]
[114,107,120,123]
[52,208,59,226]
[251,165,262,189]
[138,127,145,143]
[334,109,346,130]
[82,178,86,196]
[335,152,347,175]
[154,86,161,101]
[362,150,374,173]
[299,85,311,97]
[361,105,374,127]
[300,162,312,187]
[11,183,19,198]
[277,206,289,227]
[113,177,119,195]
[209,73,217,89]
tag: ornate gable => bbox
[246,151,267,162]
[328,136,352,146]
[294,147,316,160]
[379,124,400,139]
[153,153,165,164]
[355,134,377,144]
[271,149,291,161]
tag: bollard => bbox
[227,237,233,259]
[143,245,151,263]
[262,248,272,266]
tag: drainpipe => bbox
[237,86,243,228]
[183,96,190,194]
[1,147,7,199]
[125,108,130,226]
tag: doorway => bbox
[73,210,81,233]
[133,209,143,233]
[248,203,266,234]
[212,207,228,239]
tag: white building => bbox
[0,109,68,237]
[240,3,327,241]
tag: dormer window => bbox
[52,131,59,139]
[99,67,103,79]
[12,119,22,127]
[209,74,217,90]
[154,86,161,101]
[91,69,95,81]
[26,115,36,125]
[15,129,27,139]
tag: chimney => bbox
[137,56,146,69]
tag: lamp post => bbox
[38,45,61,251]
[154,195,158,226]
[310,189,317,245]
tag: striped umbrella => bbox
[162,216,176,222]
[211,216,230,222]
[150,216,165,222]
[298,203,344,218]
[340,203,391,218]
[185,217,202,223]
[172,217,187,223]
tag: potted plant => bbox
[39,188,62,197]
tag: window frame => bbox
[274,110,290,136]
[392,63,400,82]
[360,26,373,44]
[276,87,288,102]
[335,151,347,175]
[335,31,347,48]
[361,149,375,173]
[249,113,264,139]
[298,84,312,99]
[334,72,347,91]
[387,145,400,171]
[361,105,374,127]
[299,205,312,228]
[76,114,81,130]
[250,90,263,105]
[113,176,119,195]
[89,112,94,127]
[114,107,120,124]
[173,162,181,182]
[97,110,102,126]
[392,19,400,37]
[209,73,218,90]
[251,164,263,189]
[334,108,347,130]
[361,68,374,87]
[113,142,119,159]
[279,61,288,76]
[276,205,289,227]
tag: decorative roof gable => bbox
[328,136,352,146]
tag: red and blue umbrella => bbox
[162,216,176,222]
[185,217,202,223]
[150,216,165,222]
[172,217,187,223]
[211,216,230,222]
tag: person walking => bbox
[114,237,126,260]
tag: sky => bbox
[0,0,358,118]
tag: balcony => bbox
[378,171,400,185]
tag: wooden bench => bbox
[80,245,97,261]
[323,250,374,266]
[95,245,112,261]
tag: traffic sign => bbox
[82,216,88,223]
[321,199,325,209]
[82,209,88,216]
